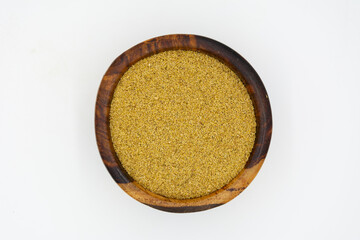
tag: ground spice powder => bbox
[110,50,256,199]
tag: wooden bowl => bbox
[95,34,272,213]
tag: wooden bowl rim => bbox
[95,34,272,213]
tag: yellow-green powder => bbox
[110,50,256,199]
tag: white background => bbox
[1,0,360,239]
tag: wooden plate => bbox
[95,34,272,213]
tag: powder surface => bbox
[110,50,256,199]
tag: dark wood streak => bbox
[226,187,246,192]
[95,34,272,213]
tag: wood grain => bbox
[95,34,272,213]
